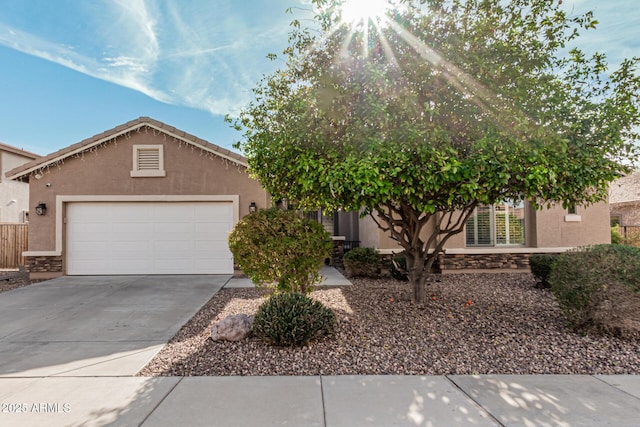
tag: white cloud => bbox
[5,0,630,119]
[0,1,297,116]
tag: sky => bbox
[0,0,638,157]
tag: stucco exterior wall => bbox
[535,202,610,247]
[1,150,34,223]
[0,179,29,223]
[2,150,34,173]
[362,201,611,256]
[27,130,268,252]
[359,210,382,249]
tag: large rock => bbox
[211,314,254,341]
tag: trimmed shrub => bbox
[343,247,380,278]
[390,255,408,281]
[611,226,623,244]
[550,244,640,337]
[228,208,332,294]
[529,254,558,288]
[253,292,337,346]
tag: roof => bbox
[6,117,247,181]
[0,141,40,160]
[609,171,640,205]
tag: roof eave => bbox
[5,117,248,181]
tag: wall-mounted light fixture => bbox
[249,201,257,213]
[35,202,47,216]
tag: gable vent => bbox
[137,148,160,170]
[131,144,165,177]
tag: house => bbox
[360,199,612,271]
[610,171,640,227]
[6,117,268,280]
[0,142,40,223]
[5,116,614,278]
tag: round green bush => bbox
[343,247,380,278]
[228,208,332,294]
[253,293,337,346]
[529,254,558,288]
[550,244,640,336]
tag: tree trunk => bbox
[371,203,476,305]
[406,250,429,304]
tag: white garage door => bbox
[66,202,234,275]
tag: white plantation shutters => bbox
[466,201,526,246]
[131,144,166,177]
[466,205,493,245]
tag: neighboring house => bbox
[7,117,268,279]
[360,199,612,271]
[0,142,40,223]
[610,171,640,227]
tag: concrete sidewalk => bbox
[224,265,352,288]
[0,374,639,426]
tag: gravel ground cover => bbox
[0,270,31,293]
[140,272,640,376]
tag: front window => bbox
[466,201,526,247]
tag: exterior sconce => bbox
[35,202,47,216]
[249,201,257,213]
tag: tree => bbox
[231,0,639,303]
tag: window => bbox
[131,144,165,177]
[466,201,526,246]
[304,209,336,235]
[565,203,581,222]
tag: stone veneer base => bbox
[26,255,63,274]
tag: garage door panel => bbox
[110,232,154,243]
[111,241,151,256]
[154,222,195,235]
[153,240,192,255]
[67,202,234,275]
[196,222,232,233]
[195,241,231,255]
[70,241,110,255]
[194,258,232,272]
[69,260,107,274]
[195,203,231,215]
[152,259,191,272]
[112,260,154,275]
[71,223,112,238]
[112,221,153,233]
[153,204,194,219]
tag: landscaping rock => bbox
[211,314,254,341]
[141,274,640,377]
[0,268,31,293]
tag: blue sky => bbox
[0,0,638,156]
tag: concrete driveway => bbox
[0,275,229,377]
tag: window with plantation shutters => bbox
[465,201,526,247]
[131,144,166,177]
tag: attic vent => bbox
[137,148,160,170]
[131,144,166,177]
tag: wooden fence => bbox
[0,224,28,269]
